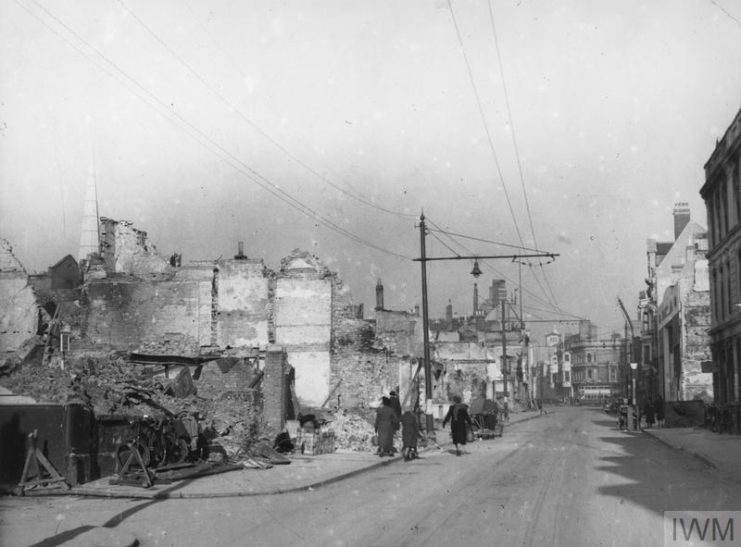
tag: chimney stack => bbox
[673,202,691,240]
[234,241,247,260]
[375,279,384,311]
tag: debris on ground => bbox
[0,354,254,458]
[324,408,377,452]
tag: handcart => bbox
[469,397,503,439]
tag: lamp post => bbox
[415,213,558,438]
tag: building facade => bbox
[565,321,622,402]
[700,106,741,405]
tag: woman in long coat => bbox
[443,395,473,456]
[375,397,400,457]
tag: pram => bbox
[469,397,502,439]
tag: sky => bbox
[1,0,741,341]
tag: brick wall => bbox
[275,271,332,406]
[0,275,38,353]
[263,347,289,435]
[216,259,270,348]
[84,268,212,353]
[196,358,258,400]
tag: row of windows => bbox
[572,366,618,383]
[707,158,741,247]
[711,251,741,323]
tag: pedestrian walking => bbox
[655,394,665,428]
[401,410,419,461]
[618,399,629,430]
[374,396,399,457]
[389,390,402,420]
[442,395,473,456]
[644,400,655,429]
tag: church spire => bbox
[78,154,100,261]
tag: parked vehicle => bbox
[603,400,620,415]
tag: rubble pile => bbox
[0,356,71,404]
[327,407,376,452]
[0,354,257,457]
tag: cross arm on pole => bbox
[413,252,558,262]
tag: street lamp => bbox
[630,362,637,406]
[415,213,558,438]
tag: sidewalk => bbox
[27,409,541,500]
[643,426,741,483]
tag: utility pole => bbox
[414,213,559,437]
[419,214,434,437]
[502,298,508,404]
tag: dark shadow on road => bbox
[29,475,202,547]
[593,418,619,428]
[592,425,738,517]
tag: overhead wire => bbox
[486,0,565,315]
[425,215,579,317]
[20,0,411,262]
[426,227,547,254]
[172,0,416,221]
[445,0,525,247]
[447,0,563,315]
[710,0,741,29]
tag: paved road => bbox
[3,407,740,546]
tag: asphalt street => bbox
[2,407,740,546]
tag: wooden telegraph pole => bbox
[415,213,558,437]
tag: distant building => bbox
[566,321,623,402]
[700,106,741,405]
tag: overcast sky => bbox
[2,0,741,339]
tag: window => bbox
[734,164,741,225]
[713,268,719,322]
[722,181,729,237]
[738,251,741,306]
[720,266,725,321]
[587,353,592,363]
[727,260,733,317]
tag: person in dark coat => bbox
[644,400,655,428]
[655,394,665,427]
[401,410,419,460]
[389,390,402,421]
[375,396,399,457]
[442,395,473,456]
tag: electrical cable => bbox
[170,0,416,221]
[446,0,525,248]
[20,0,411,262]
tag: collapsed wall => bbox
[99,217,169,276]
[274,250,333,407]
[85,266,213,354]
[0,239,39,354]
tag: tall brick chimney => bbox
[473,283,479,315]
[375,278,384,311]
[673,202,691,240]
[234,241,247,260]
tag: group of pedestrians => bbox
[643,395,665,428]
[374,390,420,459]
[374,391,476,458]
[617,394,665,430]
